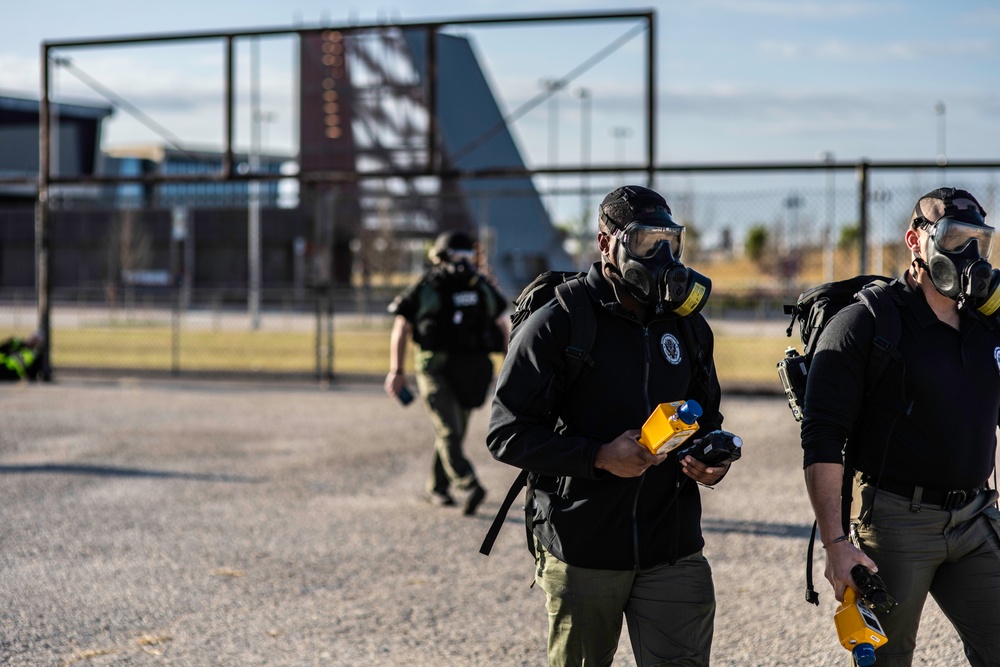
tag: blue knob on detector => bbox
[677,400,703,424]
[852,644,876,667]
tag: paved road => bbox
[1,377,966,666]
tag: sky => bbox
[2,0,999,235]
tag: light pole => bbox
[612,126,632,184]
[249,111,276,197]
[247,37,276,330]
[935,100,947,163]
[935,100,947,183]
[248,37,262,329]
[539,79,562,166]
[575,87,591,239]
[784,194,803,247]
[783,193,804,293]
[819,150,835,281]
[539,78,562,220]
[872,188,892,275]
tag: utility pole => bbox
[539,78,562,221]
[248,37,261,330]
[575,87,591,241]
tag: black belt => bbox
[863,475,984,510]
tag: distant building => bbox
[0,94,302,296]
[102,145,293,210]
[0,93,112,204]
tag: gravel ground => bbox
[0,377,969,666]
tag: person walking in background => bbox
[803,187,1000,666]
[488,185,734,666]
[385,230,508,516]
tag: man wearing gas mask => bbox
[803,187,1000,666]
[386,231,508,516]
[488,186,730,666]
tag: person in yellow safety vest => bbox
[0,331,46,381]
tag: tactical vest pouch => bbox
[444,353,494,409]
[413,319,443,350]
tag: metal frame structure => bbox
[26,9,657,372]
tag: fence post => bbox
[325,286,334,382]
[36,44,53,381]
[172,281,181,375]
[315,289,323,381]
[856,160,870,275]
[312,287,334,385]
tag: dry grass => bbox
[7,252,862,384]
[714,334,787,387]
[1,322,787,385]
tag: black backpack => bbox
[778,274,908,605]
[479,270,713,556]
[508,270,598,384]
[480,271,596,556]
[778,275,904,423]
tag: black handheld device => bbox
[851,565,897,616]
[676,429,742,465]
[397,385,414,406]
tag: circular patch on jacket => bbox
[660,333,682,365]
[995,347,1000,374]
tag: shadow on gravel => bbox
[702,517,812,539]
[484,516,812,540]
[0,463,260,483]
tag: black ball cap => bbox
[599,185,675,231]
[433,230,475,256]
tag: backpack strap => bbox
[856,281,904,402]
[554,276,597,386]
[833,281,905,535]
[804,520,820,605]
[804,279,906,605]
[854,280,916,525]
[480,275,597,557]
[479,468,529,556]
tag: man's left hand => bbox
[680,455,731,486]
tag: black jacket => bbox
[487,263,723,570]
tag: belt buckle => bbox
[942,490,967,510]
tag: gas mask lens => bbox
[448,249,476,262]
[927,218,995,257]
[615,223,685,260]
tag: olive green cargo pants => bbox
[534,542,715,666]
[415,368,479,495]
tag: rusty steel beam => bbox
[42,10,653,49]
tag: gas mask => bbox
[441,249,476,276]
[429,231,478,278]
[609,221,712,317]
[916,216,996,311]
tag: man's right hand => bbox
[825,539,879,603]
[595,430,666,478]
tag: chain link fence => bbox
[2,166,998,387]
